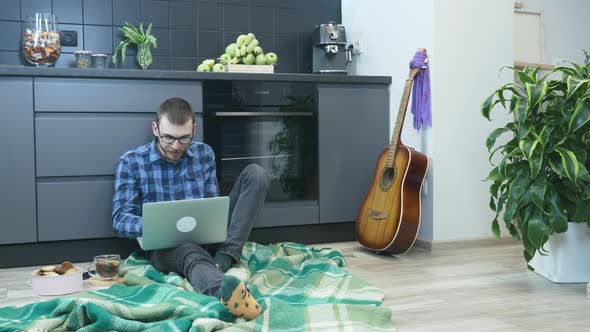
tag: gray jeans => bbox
[145,164,269,297]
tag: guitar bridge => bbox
[368,209,388,220]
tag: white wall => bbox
[521,0,590,64]
[343,0,514,243]
[342,0,434,152]
[342,0,436,240]
[431,0,514,241]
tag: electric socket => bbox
[60,30,78,47]
[350,40,361,54]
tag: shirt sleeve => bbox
[203,144,220,198]
[112,156,143,238]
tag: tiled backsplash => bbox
[0,0,341,72]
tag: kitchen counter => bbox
[0,71,390,267]
[0,65,391,84]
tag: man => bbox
[112,97,268,320]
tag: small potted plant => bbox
[481,63,590,282]
[113,22,157,70]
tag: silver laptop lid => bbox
[140,196,230,250]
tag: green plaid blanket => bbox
[0,242,396,331]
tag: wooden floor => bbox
[1,241,589,331]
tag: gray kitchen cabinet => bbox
[37,179,116,241]
[36,114,155,177]
[0,78,37,244]
[36,114,205,242]
[0,67,391,262]
[33,78,204,241]
[0,70,391,247]
[35,114,204,177]
[34,78,202,113]
[318,84,389,224]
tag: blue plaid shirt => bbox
[112,139,219,239]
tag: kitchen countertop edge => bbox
[0,66,391,84]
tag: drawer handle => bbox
[254,90,270,95]
[214,112,313,116]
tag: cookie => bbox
[61,261,75,271]
[53,265,65,275]
[41,265,56,272]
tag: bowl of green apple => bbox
[197,32,277,73]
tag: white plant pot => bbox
[529,222,590,283]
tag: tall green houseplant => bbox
[481,63,590,265]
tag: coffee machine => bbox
[312,22,352,74]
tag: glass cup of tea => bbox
[87,254,121,280]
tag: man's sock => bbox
[220,275,263,320]
[213,252,233,272]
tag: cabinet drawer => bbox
[37,179,115,241]
[35,114,204,177]
[35,78,202,113]
[204,81,316,107]
[254,202,318,228]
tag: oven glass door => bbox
[208,108,317,202]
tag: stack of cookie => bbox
[35,261,79,277]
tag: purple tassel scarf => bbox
[409,50,432,131]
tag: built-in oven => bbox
[203,81,318,227]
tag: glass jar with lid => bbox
[91,53,108,68]
[74,50,92,68]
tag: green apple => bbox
[265,52,278,65]
[230,56,241,64]
[202,59,215,68]
[212,63,225,72]
[240,45,247,57]
[236,35,247,48]
[253,46,263,55]
[246,39,259,53]
[225,43,237,58]
[242,53,255,65]
[255,53,266,65]
[196,64,210,72]
[218,53,231,65]
[245,33,256,45]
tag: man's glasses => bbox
[157,124,193,145]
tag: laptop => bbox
[137,196,230,251]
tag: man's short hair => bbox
[156,98,195,125]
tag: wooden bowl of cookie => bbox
[31,261,83,296]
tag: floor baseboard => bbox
[0,222,356,268]
[414,236,518,251]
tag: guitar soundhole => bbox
[380,167,395,190]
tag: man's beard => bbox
[156,140,185,162]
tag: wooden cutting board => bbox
[227,64,274,73]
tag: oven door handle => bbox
[213,112,314,116]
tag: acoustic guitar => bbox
[355,62,429,255]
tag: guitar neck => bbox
[386,75,417,168]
